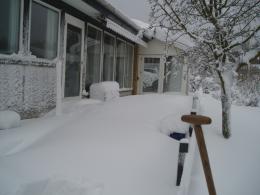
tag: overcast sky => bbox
[106,0,151,22]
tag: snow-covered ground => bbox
[189,95,260,195]
[0,94,259,195]
[0,94,192,195]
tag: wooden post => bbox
[181,115,217,195]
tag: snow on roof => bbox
[96,0,142,32]
[63,0,146,46]
[132,18,195,50]
[106,19,147,47]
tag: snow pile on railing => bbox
[90,81,120,101]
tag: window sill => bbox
[119,88,133,92]
[0,53,58,67]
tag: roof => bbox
[62,0,146,46]
[131,18,195,50]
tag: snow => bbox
[188,94,260,195]
[131,18,195,49]
[106,19,147,47]
[89,81,120,101]
[0,94,192,195]
[0,111,21,130]
[0,94,259,195]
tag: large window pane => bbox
[0,0,20,54]
[103,33,115,81]
[116,40,126,88]
[163,57,183,92]
[143,58,160,92]
[124,44,134,88]
[86,25,102,91]
[30,1,59,59]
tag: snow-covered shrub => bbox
[0,111,21,130]
[90,81,120,101]
[232,79,260,107]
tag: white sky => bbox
[106,0,151,22]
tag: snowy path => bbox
[0,94,192,195]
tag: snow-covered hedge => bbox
[89,82,120,101]
[0,111,21,130]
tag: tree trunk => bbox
[218,71,231,138]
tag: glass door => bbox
[142,57,161,93]
[64,14,85,98]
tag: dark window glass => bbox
[86,25,102,91]
[30,1,59,59]
[0,0,20,54]
[116,40,126,88]
[103,33,115,81]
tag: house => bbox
[0,0,191,119]
[131,19,192,95]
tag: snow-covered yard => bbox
[0,94,192,195]
[0,94,259,195]
[189,95,260,195]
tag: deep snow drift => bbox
[0,94,192,195]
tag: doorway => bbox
[140,56,164,93]
[139,55,184,94]
[63,14,85,98]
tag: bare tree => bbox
[149,0,260,138]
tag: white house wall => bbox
[138,39,180,56]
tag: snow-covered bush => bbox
[90,81,120,101]
[0,111,21,130]
[232,79,260,107]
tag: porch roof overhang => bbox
[106,19,147,47]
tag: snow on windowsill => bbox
[0,53,58,67]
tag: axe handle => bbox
[194,125,217,195]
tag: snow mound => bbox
[159,113,189,135]
[90,82,120,101]
[0,111,21,130]
[16,176,104,195]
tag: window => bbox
[124,44,134,88]
[116,39,134,89]
[103,33,115,81]
[86,25,102,90]
[0,0,21,54]
[116,39,126,88]
[30,1,59,59]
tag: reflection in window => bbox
[0,0,20,54]
[163,57,183,92]
[124,44,134,88]
[116,40,126,88]
[103,33,115,81]
[30,1,59,59]
[86,25,102,91]
[143,57,160,92]
[116,40,134,89]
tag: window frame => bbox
[29,0,61,60]
[103,31,116,81]
[86,23,103,83]
[0,0,24,57]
